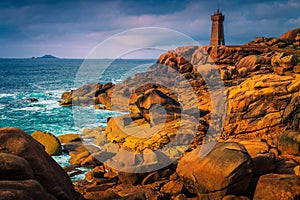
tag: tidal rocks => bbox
[177,142,254,199]
[246,36,293,49]
[27,97,38,102]
[32,130,62,156]
[0,128,81,199]
[253,174,300,200]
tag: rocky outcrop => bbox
[253,174,300,200]
[280,28,300,41]
[57,31,300,199]
[59,82,114,109]
[222,74,300,143]
[0,128,81,199]
[246,36,293,49]
[177,142,254,199]
[32,130,62,156]
[176,45,271,66]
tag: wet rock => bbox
[27,97,38,102]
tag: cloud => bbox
[0,0,299,58]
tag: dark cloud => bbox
[0,0,299,58]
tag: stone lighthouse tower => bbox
[210,9,225,46]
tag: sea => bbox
[0,58,155,180]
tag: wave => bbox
[0,93,16,99]
[16,106,44,111]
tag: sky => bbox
[0,0,299,58]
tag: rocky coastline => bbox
[1,29,300,199]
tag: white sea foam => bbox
[52,154,71,167]
[0,115,7,119]
[0,104,5,110]
[0,93,15,98]
[16,107,44,111]
[32,99,59,110]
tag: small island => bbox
[32,54,59,59]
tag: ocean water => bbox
[0,58,155,179]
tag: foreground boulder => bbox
[253,174,300,200]
[32,130,62,156]
[0,128,81,200]
[177,142,254,199]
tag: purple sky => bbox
[0,0,299,58]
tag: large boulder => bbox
[253,174,300,200]
[0,128,81,200]
[32,130,62,156]
[136,89,181,125]
[227,139,276,176]
[177,142,254,199]
[246,36,293,48]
